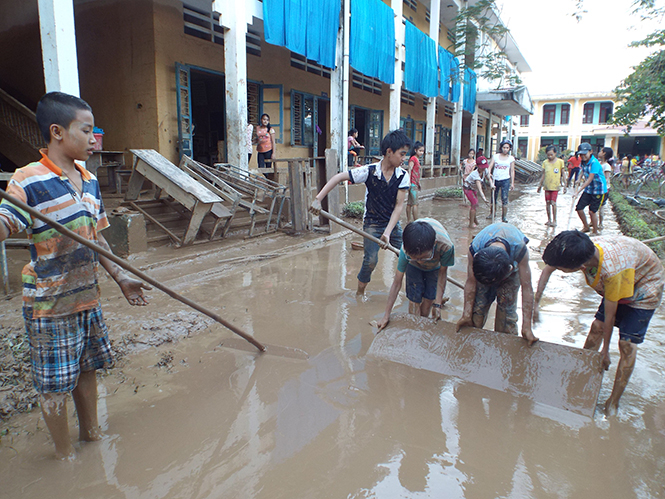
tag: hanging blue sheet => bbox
[438,46,460,103]
[403,21,438,98]
[463,67,477,113]
[350,0,395,85]
[263,0,340,69]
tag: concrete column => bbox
[221,0,248,169]
[470,111,478,152]
[451,68,465,168]
[389,0,404,131]
[330,0,350,174]
[37,0,80,96]
[425,0,441,173]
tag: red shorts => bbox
[464,188,478,206]
[544,190,559,202]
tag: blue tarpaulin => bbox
[404,21,438,98]
[438,46,460,103]
[263,0,340,69]
[350,0,395,84]
[463,67,477,113]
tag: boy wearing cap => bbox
[575,142,607,235]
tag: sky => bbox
[496,0,662,97]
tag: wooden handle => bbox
[0,189,266,352]
[318,210,465,290]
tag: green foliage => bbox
[434,187,463,198]
[608,2,665,136]
[608,190,664,255]
[453,0,522,89]
[342,201,364,219]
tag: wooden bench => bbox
[209,163,288,236]
[124,149,226,246]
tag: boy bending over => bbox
[311,130,411,295]
[0,92,150,459]
[535,231,663,415]
[377,219,454,330]
[456,222,538,345]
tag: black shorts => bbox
[576,191,606,213]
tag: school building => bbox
[0,0,533,187]
[515,93,665,161]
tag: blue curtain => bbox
[350,0,395,84]
[438,47,460,103]
[263,0,340,69]
[404,21,438,98]
[463,67,477,113]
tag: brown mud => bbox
[1,185,665,498]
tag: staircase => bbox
[0,88,44,169]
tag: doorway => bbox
[175,63,226,164]
[350,106,383,156]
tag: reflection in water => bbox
[2,187,665,498]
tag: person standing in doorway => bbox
[536,145,567,227]
[487,140,515,223]
[256,113,276,169]
[406,141,424,222]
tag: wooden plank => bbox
[128,201,182,245]
[367,315,604,417]
[130,149,221,205]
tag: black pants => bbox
[258,150,273,169]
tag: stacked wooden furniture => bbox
[124,149,232,246]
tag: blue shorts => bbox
[594,300,656,344]
[405,264,439,303]
[24,306,114,393]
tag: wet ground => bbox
[1,185,665,498]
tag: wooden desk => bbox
[86,151,125,192]
[125,149,223,245]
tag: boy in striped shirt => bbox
[0,92,150,460]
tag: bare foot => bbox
[356,281,368,296]
[604,399,619,416]
[592,231,600,235]
[545,221,552,227]
[80,428,103,442]
[581,226,590,233]
[55,447,77,461]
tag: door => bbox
[175,63,193,159]
[367,110,383,156]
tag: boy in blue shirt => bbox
[456,222,538,346]
[311,130,411,295]
[0,92,150,459]
[575,142,607,235]
[376,218,454,330]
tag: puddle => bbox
[1,185,665,498]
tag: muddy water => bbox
[2,186,665,498]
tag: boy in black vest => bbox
[311,130,411,295]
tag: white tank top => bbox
[492,154,514,181]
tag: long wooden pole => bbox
[318,209,465,290]
[0,190,266,352]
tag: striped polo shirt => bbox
[0,150,109,318]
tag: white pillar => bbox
[425,0,441,173]
[451,64,465,169]
[470,111,478,153]
[37,0,80,96]
[331,0,350,174]
[221,0,248,169]
[389,0,404,131]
